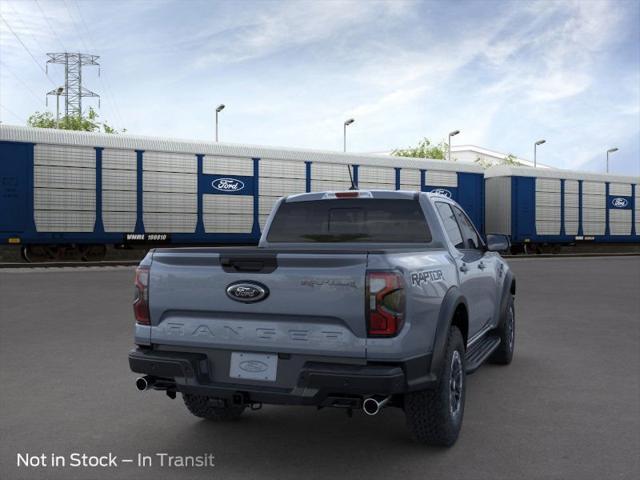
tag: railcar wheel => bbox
[22,245,53,263]
[80,244,107,262]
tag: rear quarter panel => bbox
[366,249,457,361]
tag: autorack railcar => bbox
[484,165,639,253]
[0,125,485,261]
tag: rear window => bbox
[266,198,432,243]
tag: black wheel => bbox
[404,326,466,446]
[490,295,515,365]
[182,394,245,421]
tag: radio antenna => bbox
[347,164,357,190]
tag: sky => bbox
[0,0,639,175]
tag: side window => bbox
[452,206,482,250]
[435,202,464,249]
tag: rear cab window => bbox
[266,198,432,243]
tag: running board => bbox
[465,334,501,374]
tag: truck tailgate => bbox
[148,250,368,358]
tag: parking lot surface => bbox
[1,257,639,480]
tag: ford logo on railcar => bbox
[431,188,452,198]
[611,197,628,208]
[212,178,245,192]
[239,360,268,373]
[226,282,269,303]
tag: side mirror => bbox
[486,234,510,253]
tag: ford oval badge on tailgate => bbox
[226,281,269,303]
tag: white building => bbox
[450,145,551,168]
[368,145,552,169]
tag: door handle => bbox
[478,261,486,270]
[460,263,469,273]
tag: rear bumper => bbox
[129,348,435,406]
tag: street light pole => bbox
[343,118,356,189]
[606,148,618,173]
[534,139,546,168]
[55,87,64,128]
[343,118,354,153]
[448,130,460,162]
[215,104,225,142]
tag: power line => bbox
[0,103,24,123]
[62,0,90,52]
[4,0,43,49]
[33,0,68,52]
[0,59,45,104]
[71,0,126,128]
[0,13,56,86]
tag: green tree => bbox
[27,107,125,133]
[392,138,449,160]
[474,153,523,169]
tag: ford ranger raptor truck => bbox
[129,190,515,446]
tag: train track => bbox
[1,252,638,269]
[0,260,140,269]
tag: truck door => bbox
[435,202,497,338]
[450,204,498,336]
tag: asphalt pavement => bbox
[1,257,639,480]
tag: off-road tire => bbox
[404,326,466,446]
[182,394,245,421]
[489,295,515,365]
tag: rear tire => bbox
[182,394,245,421]
[489,295,515,365]
[404,326,466,446]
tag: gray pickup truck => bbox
[129,190,515,446]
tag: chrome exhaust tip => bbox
[362,396,390,416]
[135,376,154,391]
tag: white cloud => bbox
[0,0,637,174]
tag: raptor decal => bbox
[410,269,444,286]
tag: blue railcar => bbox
[0,125,485,260]
[484,165,639,252]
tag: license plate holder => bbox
[229,352,278,382]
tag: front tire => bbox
[490,295,515,365]
[404,326,466,446]
[182,394,245,421]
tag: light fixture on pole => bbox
[448,130,460,162]
[534,139,546,168]
[215,104,225,142]
[55,87,64,128]
[606,148,618,173]
[343,118,355,153]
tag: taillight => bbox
[366,271,405,337]
[133,265,150,325]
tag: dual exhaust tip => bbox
[137,377,390,416]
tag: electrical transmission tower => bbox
[46,53,100,117]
